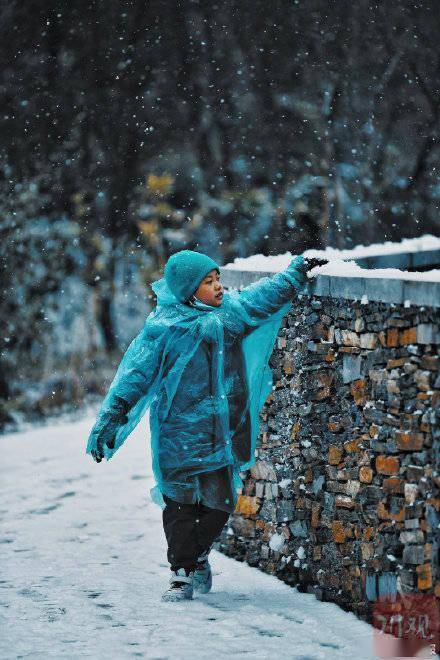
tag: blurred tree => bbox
[1,0,439,423]
[2,0,438,252]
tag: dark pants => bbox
[162,495,230,571]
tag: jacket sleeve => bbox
[233,256,307,330]
[86,321,165,460]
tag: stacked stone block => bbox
[218,295,439,621]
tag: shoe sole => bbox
[161,592,193,602]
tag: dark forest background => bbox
[1,0,439,427]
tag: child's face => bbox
[195,269,224,307]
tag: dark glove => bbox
[91,397,130,463]
[303,257,330,274]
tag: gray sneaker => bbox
[161,568,194,602]
[193,552,212,594]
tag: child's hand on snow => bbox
[303,257,330,275]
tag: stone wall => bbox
[217,269,439,622]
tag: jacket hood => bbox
[151,277,179,306]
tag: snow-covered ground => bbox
[1,414,379,659]
[224,234,440,282]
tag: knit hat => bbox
[164,250,220,302]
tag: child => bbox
[86,249,313,601]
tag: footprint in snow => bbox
[123,533,144,542]
[18,587,46,602]
[205,602,230,612]
[28,503,61,515]
[57,491,76,500]
[46,606,66,622]
[251,626,283,638]
[280,612,304,624]
[319,642,341,649]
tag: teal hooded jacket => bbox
[85,258,307,509]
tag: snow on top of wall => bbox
[306,233,440,259]
[223,234,440,282]
[309,260,440,282]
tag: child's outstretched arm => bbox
[233,255,309,328]
[86,323,165,463]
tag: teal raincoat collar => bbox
[151,277,221,314]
